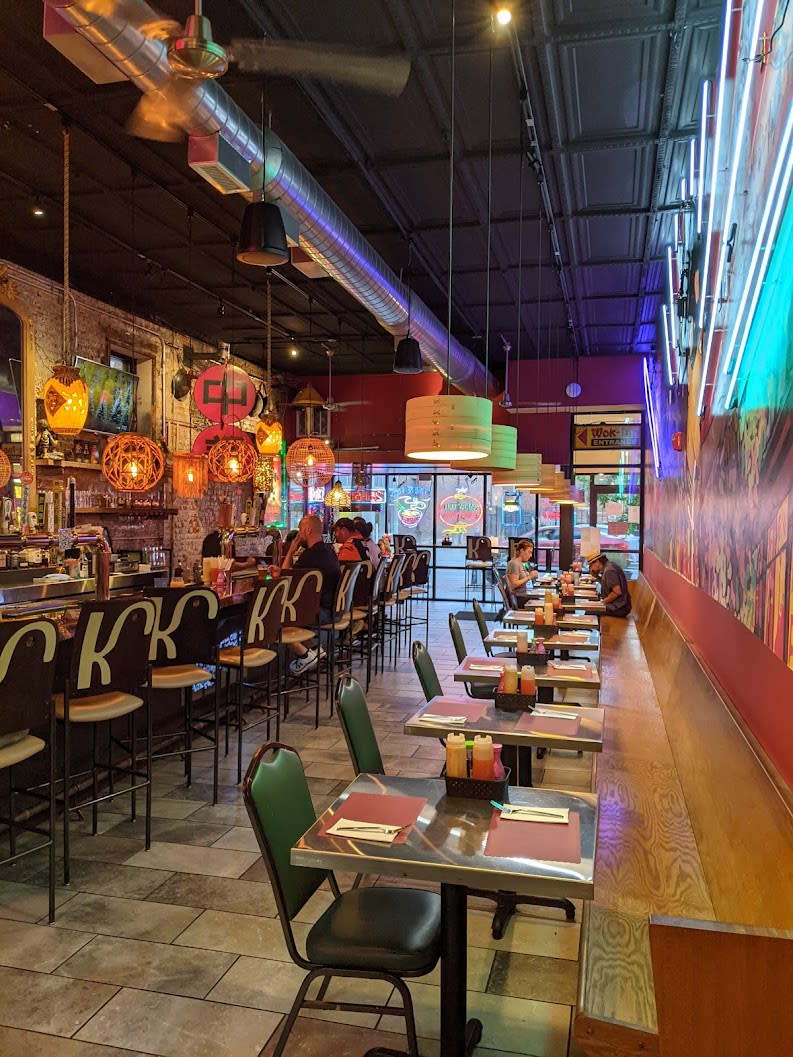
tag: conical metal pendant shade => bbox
[393,336,423,374]
[236,201,288,266]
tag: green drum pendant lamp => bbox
[457,423,518,471]
[491,452,543,488]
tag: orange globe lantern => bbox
[208,437,256,483]
[43,364,89,437]
[102,433,164,492]
[172,452,208,498]
[0,448,11,489]
[285,438,335,488]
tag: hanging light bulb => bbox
[44,123,88,437]
[173,452,208,498]
[324,479,350,508]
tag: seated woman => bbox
[505,539,538,607]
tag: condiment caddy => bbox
[444,733,510,801]
[494,664,537,713]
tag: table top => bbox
[503,610,600,630]
[560,599,606,614]
[484,628,600,652]
[453,655,601,691]
[292,773,597,900]
[405,695,605,752]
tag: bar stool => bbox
[396,550,419,650]
[378,553,406,669]
[217,579,286,784]
[278,570,322,723]
[0,618,58,922]
[409,550,431,639]
[320,563,362,715]
[465,536,494,603]
[350,560,387,690]
[57,598,155,885]
[144,587,221,804]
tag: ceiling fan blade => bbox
[126,87,187,142]
[229,39,410,96]
[80,0,182,40]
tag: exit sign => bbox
[574,424,642,450]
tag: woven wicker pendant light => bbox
[285,437,335,488]
[0,449,11,489]
[102,433,164,492]
[172,451,208,498]
[404,2,491,462]
[324,478,350,508]
[208,436,256,483]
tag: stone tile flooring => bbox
[0,602,594,1057]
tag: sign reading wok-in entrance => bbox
[573,424,642,450]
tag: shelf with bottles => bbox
[75,507,178,518]
[36,459,102,472]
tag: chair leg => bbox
[272,968,325,1057]
[145,686,152,851]
[7,767,15,857]
[391,975,421,1057]
[235,667,244,787]
[62,709,71,886]
[213,676,220,806]
[91,723,99,834]
[47,708,56,923]
[130,711,138,822]
[185,688,193,787]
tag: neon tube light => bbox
[698,0,733,335]
[721,100,793,381]
[680,177,688,203]
[661,305,676,386]
[643,357,661,478]
[697,81,710,235]
[724,129,793,408]
[697,0,764,416]
[666,245,679,349]
[689,138,696,205]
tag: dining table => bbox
[503,609,600,632]
[484,627,600,655]
[453,655,601,701]
[292,773,598,1057]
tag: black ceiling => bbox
[0,1,722,380]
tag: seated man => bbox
[585,550,632,617]
[270,514,341,674]
[333,517,369,562]
[505,539,538,607]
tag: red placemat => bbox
[321,792,427,845]
[516,713,581,736]
[484,809,581,863]
[423,698,489,722]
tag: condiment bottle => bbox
[445,732,468,778]
[543,600,554,625]
[544,588,553,605]
[502,665,519,693]
[471,735,494,780]
[534,605,544,625]
[492,744,506,781]
[516,630,529,654]
[534,638,545,658]
[520,665,536,696]
[552,592,562,611]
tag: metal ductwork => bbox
[49,0,497,398]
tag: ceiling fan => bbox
[322,345,371,413]
[82,0,411,141]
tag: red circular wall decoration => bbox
[193,364,256,424]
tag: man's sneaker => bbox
[289,647,327,676]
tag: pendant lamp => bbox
[44,123,88,437]
[458,424,518,471]
[403,3,492,462]
[324,479,350,508]
[285,437,335,488]
[236,199,288,267]
[0,448,11,489]
[208,436,256,483]
[102,433,164,492]
[526,463,559,494]
[393,336,423,374]
[172,451,208,498]
[253,453,275,495]
[491,452,542,487]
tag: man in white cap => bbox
[585,551,631,617]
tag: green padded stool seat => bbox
[307,886,441,972]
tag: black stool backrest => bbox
[279,569,322,630]
[145,586,219,666]
[369,557,390,605]
[383,553,406,601]
[0,618,58,734]
[69,598,155,697]
[394,534,417,553]
[399,550,418,590]
[331,563,362,623]
[474,536,492,561]
[344,559,373,608]
[244,579,289,649]
[412,550,430,587]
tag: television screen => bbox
[75,357,138,434]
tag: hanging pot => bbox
[250,385,265,420]
[171,366,193,401]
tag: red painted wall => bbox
[643,549,793,789]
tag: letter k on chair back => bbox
[243,743,441,1057]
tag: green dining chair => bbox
[471,597,493,656]
[335,675,384,776]
[411,640,442,702]
[448,613,496,700]
[243,743,441,1057]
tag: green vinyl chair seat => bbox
[307,886,441,973]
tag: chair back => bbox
[346,559,373,608]
[471,598,492,655]
[394,534,417,553]
[370,556,391,603]
[335,675,384,775]
[243,743,329,927]
[0,618,58,736]
[467,536,492,561]
[412,550,430,588]
[69,598,156,697]
[496,577,514,612]
[383,553,406,602]
[448,612,467,665]
[279,569,322,630]
[145,586,219,665]
[243,579,290,649]
[411,640,442,702]
[331,563,362,623]
[399,550,418,591]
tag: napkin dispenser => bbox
[494,672,535,714]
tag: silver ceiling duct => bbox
[50,0,497,398]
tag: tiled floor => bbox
[0,602,594,1057]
